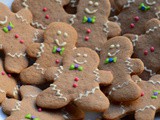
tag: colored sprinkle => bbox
[134,16,139,22]
[19,40,24,44]
[87,29,91,33]
[38,108,42,112]
[130,23,135,28]
[85,36,89,41]
[73,83,78,88]
[55,59,60,64]
[1,72,5,75]
[74,77,79,82]
[141,92,144,96]
[144,50,148,55]
[15,34,19,38]
[45,15,50,19]
[8,74,11,77]
[43,7,47,12]
[150,47,155,52]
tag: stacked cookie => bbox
[0,0,160,119]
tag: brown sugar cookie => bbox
[0,59,18,103]
[110,0,160,35]
[99,36,144,102]
[2,85,85,120]
[71,0,121,51]
[20,22,77,85]
[125,18,160,80]
[12,0,72,30]
[36,47,113,112]
[0,3,43,73]
[104,75,160,120]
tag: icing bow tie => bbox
[83,16,96,23]
[25,114,40,120]
[70,64,83,71]
[3,22,14,33]
[105,57,117,64]
[52,46,65,55]
[139,3,150,11]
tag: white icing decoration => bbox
[70,0,77,7]
[13,86,19,97]
[103,21,109,36]
[22,0,29,8]
[113,15,121,26]
[120,104,126,114]
[15,13,29,24]
[109,81,129,95]
[123,0,135,9]
[55,39,67,47]
[32,30,40,42]
[31,22,47,30]
[108,46,120,57]
[74,59,87,65]
[84,8,98,14]
[74,86,99,101]
[50,84,67,101]
[146,25,160,34]
[145,0,156,5]
[111,8,115,12]
[144,67,156,76]
[64,32,68,38]
[12,101,21,111]
[132,35,139,47]
[0,16,8,25]
[0,44,3,49]
[55,0,62,5]
[7,53,26,58]
[135,78,142,84]
[83,54,88,57]
[69,15,76,25]
[94,2,99,7]
[136,105,156,112]
[155,11,160,19]
[54,66,64,80]
[95,47,101,52]
[148,80,160,85]
[37,43,45,58]
[93,69,100,82]
[125,58,133,74]
[0,89,5,93]
[33,63,45,74]
[24,95,37,98]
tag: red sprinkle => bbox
[134,16,139,22]
[45,15,50,19]
[43,7,47,12]
[87,29,91,33]
[15,34,19,38]
[19,40,24,44]
[144,50,148,55]
[55,59,60,64]
[1,71,5,75]
[38,108,42,112]
[85,36,89,41]
[74,77,79,82]
[73,83,78,88]
[141,92,144,96]
[130,23,135,28]
[150,47,155,52]
[8,74,11,77]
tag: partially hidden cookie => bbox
[12,0,72,30]
[2,85,85,120]
[109,0,121,17]
[64,0,79,14]
[0,3,43,73]
[0,58,18,103]
[99,36,144,102]
[110,0,160,35]
[104,75,160,120]
[71,0,121,51]
[125,18,160,80]
[20,22,77,85]
[36,47,113,112]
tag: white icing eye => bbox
[57,31,62,35]
[94,2,99,7]
[83,54,88,57]
[89,1,93,5]
[110,44,115,49]
[64,32,68,38]
[77,53,81,56]
[116,44,120,48]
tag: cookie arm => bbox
[1,99,20,115]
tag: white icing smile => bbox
[84,8,98,14]
[0,16,8,25]
[55,39,67,47]
[108,50,120,57]
[74,59,87,65]
[108,44,120,57]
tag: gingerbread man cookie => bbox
[70,0,121,51]
[12,0,72,30]
[2,85,84,120]
[36,47,113,112]
[104,75,160,120]
[125,18,160,80]
[0,58,18,103]
[99,36,144,102]
[111,0,160,35]
[20,22,77,85]
[0,3,43,73]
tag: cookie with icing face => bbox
[104,75,160,120]
[0,59,18,103]
[71,0,121,51]
[12,0,72,30]
[36,47,113,112]
[125,18,160,80]
[2,85,85,120]
[0,3,43,73]
[20,22,77,85]
[110,0,160,35]
[99,36,144,102]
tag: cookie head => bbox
[44,22,77,49]
[78,0,110,17]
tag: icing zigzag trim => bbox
[7,53,26,58]
[15,13,29,24]
[103,21,109,36]
[22,0,29,8]
[12,101,21,111]
[93,69,100,82]
[33,30,40,42]
[69,15,76,25]
[125,58,133,74]
[144,67,156,76]
[156,11,160,19]
[13,86,19,97]
[123,0,135,9]
[31,22,47,30]
[132,35,138,47]
[33,63,45,74]
[37,43,45,58]
[54,66,64,80]
[146,25,160,34]
[148,80,160,85]
[136,105,156,112]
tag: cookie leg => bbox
[20,66,45,85]
[74,89,109,112]
[0,92,6,103]
[36,88,70,109]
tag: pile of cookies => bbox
[0,0,160,119]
